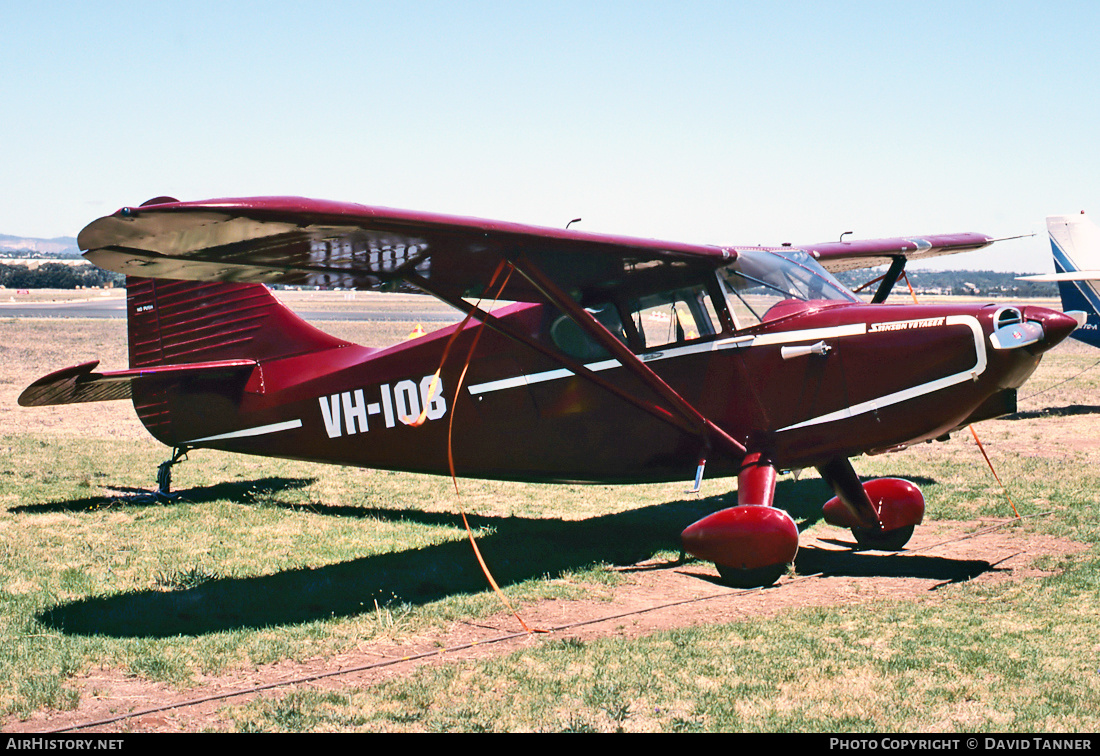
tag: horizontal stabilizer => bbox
[19,359,256,407]
[1018,270,1100,282]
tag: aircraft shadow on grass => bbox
[37,474,989,639]
[1003,404,1100,421]
[10,477,317,515]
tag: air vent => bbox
[993,306,1023,329]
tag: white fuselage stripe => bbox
[466,325,862,397]
[466,316,988,434]
[185,419,303,444]
[777,315,986,431]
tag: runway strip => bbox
[0,297,462,322]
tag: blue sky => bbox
[2,1,1097,272]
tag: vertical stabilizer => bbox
[1046,214,1100,348]
[126,277,349,368]
[125,277,351,442]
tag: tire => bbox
[715,562,787,588]
[851,524,915,551]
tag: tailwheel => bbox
[851,524,915,551]
[716,562,788,589]
[155,445,190,500]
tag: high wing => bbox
[79,197,734,303]
[80,196,993,297]
[777,232,994,304]
[797,232,994,273]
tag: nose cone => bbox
[1023,306,1081,354]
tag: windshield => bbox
[719,248,858,327]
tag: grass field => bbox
[1,293,1099,732]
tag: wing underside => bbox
[79,197,734,303]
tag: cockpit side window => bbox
[720,270,791,327]
[627,284,718,350]
[546,279,730,360]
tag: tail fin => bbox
[1019,214,1100,347]
[124,278,352,444]
[1044,214,1100,348]
[22,278,354,448]
[126,277,348,368]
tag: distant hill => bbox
[0,234,80,257]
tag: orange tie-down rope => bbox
[901,270,919,305]
[410,261,545,634]
[902,271,1020,518]
[969,424,1021,518]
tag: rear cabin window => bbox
[549,303,627,362]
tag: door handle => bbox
[780,340,831,360]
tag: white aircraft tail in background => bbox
[1020,213,1099,347]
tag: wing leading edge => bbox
[798,232,994,273]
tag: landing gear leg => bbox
[817,458,880,530]
[156,446,190,500]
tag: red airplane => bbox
[19,197,1079,587]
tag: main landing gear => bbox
[681,453,799,588]
[680,455,925,588]
[817,458,924,551]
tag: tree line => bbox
[0,262,123,289]
[834,268,1057,298]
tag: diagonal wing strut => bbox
[509,253,747,462]
[405,270,705,441]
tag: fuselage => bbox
[132,289,1076,484]
[21,197,1075,496]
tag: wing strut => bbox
[509,253,748,462]
[404,270,706,441]
[871,256,907,304]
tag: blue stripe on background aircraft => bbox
[1020,213,1100,347]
